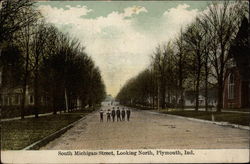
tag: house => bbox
[1,85,39,107]
[184,89,217,108]
[223,17,250,109]
[101,95,119,106]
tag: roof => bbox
[229,17,250,82]
[184,88,217,101]
[103,95,114,102]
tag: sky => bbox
[36,1,211,97]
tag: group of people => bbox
[99,106,131,122]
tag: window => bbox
[228,73,235,99]
[13,95,20,105]
[29,95,34,104]
[0,71,2,85]
[227,58,236,68]
[4,96,10,106]
[0,95,2,106]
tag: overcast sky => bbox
[36,1,210,97]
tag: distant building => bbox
[0,85,47,107]
[101,95,119,106]
[184,89,217,108]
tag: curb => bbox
[23,114,88,150]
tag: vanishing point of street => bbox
[41,105,249,150]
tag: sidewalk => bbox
[221,110,250,114]
[184,108,250,114]
[1,111,62,122]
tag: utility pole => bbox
[157,78,160,111]
[65,88,69,112]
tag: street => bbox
[41,105,249,149]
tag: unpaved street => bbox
[41,105,249,149]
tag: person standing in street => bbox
[107,109,111,122]
[111,107,116,122]
[126,108,131,121]
[99,109,104,122]
[121,108,126,121]
[116,107,121,121]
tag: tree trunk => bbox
[21,84,26,119]
[157,81,160,110]
[180,89,184,110]
[195,54,201,112]
[34,69,39,118]
[64,88,69,112]
[20,34,30,119]
[195,80,200,111]
[160,80,166,109]
[167,85,171,107]
[217,76,223,112]
[179,53,184,110]
[52,87,57,115]
[205,55,208,111]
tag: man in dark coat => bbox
[121,108,126,121]
[111,107,116,122]
[99,109,104,122]
[126,108,131,121]
[107,109,111,122]
[116,107,121,121]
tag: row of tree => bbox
[116,1,249,112]
[0,0,106,119]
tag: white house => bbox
[184,90,217,107]
[101,95,119,106]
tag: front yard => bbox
[161,110,250,126]
[1,109,93,150]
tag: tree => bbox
[0,0,34,44]
[201,0,248,111]
[151,42,174,109]
[30,21,51,118]
[0,43,24,89]
[183,20,207,111]
[14,5,40,119]
[173,28,190,109]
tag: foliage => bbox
[0,0,106,118]
[116,0,249,111]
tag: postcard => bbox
[1,0,249,163]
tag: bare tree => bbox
[152,45,167,109]
[14,5,39,119]
[183,20,207,111]
[151,42,174,109]
[0,0,34,44]
[30,21,50,118]
[174,28,189,110]
[201,1,248,111]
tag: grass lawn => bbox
[162,110,250,126]
[1,110,92,150]
[222,108,250,112]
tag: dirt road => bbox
[41,105,249,149]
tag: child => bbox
[107,109,111,122]
[99,109,104,122]
[111,107,116,122]
[116,107,121,121]
[126,108,131,121]
[121,108,126,121]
